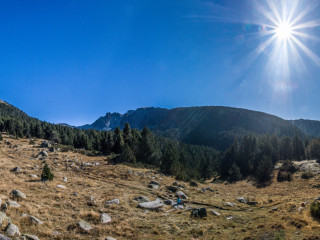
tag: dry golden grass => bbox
[0,135,320,239]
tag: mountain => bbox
[291,119,320,137]
[79,106,306,150]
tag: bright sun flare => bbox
[275,22,293,40]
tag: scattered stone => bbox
[94,162,100,166]
[205,187,215,192]
[1,204,7,212]
[38,150,48,157]
[176,191,188,200]
[87,195,96,206]
[56,185,66,189]
[63,177,68,182]
[138,198,164,210]
[134,196,150,203]
[6,200,20,208]
[166,186,179,192]
[40,141,51,148]
[191,208,207,218]
[5,223,20,236]
[106,199,120,205]
[105,237,117,240]
[78,221,93,232]
[127,169,133,174]
[82,162,93,167]
[247,201,258,206]
[211,210,222,216]
[30,174,37,179]
[72,192,79,197]
[10,190,26,199]
[21,215,43,225]
[149,181,160,186]
[164,199,175,205]
[237,197,247,204]
[200,188,206,193]
[148,184,159,189]
[225,202,237,207]
[190,181,199,187]
[49,147,55,152]
[100,213,112,224]
[10,167,21,173]
[172,181,179,186]
[0,234,10,240]
[0,212,8,226]
[23,234,40,240]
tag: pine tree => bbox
[41,164,54,181]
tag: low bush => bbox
[310,201,320,220]
[301,172,314,179]
[277,171,292,182]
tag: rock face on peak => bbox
[80,112,123,131]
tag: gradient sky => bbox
[1,0,320,126]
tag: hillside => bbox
[79,106,306,150]
[292,119,320,137]
[0,135,320,239]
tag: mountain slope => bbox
[292,119,320,137]
[79,106,306,150]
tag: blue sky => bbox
[1,0,320,126]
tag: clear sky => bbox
[1,0,320,126]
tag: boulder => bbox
[166,186,179,192]
[38,150,48,157]
[49,147,55,152]
[87,195,96,206]
[237,197,247,204]
[138,198,164,210]
[100,213,112,224]
[6,200,20,208]
[134,196,150,203]
[1,204,7,212]
[21,215,43,225]
[106,237,117,240]
[164,199,175,205]
[211,210,222,216]
[10,190,26,199]
[225,202,237,207]
[40,141,51,148]
[149,181,160,186]
[106,199,120,205]
[23,234,40,240]
[30,174,37,179]
[63,177,68,182]
[0,212,8,226]
[176,191,188,200]
[10,167,21,173]
[148,184,159,189]
[190,181,199,187]
[5,223,20,236]
[0,234,11,240]
[191,208,207,218]
[78,221,93,232]
[56,185,66,189]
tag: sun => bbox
[275,22,293,41]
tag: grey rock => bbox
[38,150,48,157]
[164,199,175,205]
[56,185,66,189]
[78,221,93,231]
[63,177,68,182]
[237,197,247,204]
[6,200,20,208]
[148,184,159,189]
[191,208,207,218]
[0,212,8,226]
[172,181,179,186]
[23,234,40,240]
[21,215,43,225]
[211,210,222,216]
[134,196,150,203]
[176,191,188,200]
[149,181,160,186]
[100,213,112,224]
[225,202,237,207]
[10,190,26,199]
[105,237,117,240]
[106,199,120,205]
[247,201,258,206]
[87,195,96,206]
[1,203,7,212]
[10,167,21,173]
[40,141,51,148]
[138,198,164,210]
[30,174,37,179]
[166,186,179,192]
[5,223,20,236]
[0,234,11,240]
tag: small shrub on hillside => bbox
[227,162,242,182]
[277,171,292,182]
[279,160,298,173]
[41,164,54,181]
[0,133,2,141]
[301,172,314,179]
[310,201,320,220]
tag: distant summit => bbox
[78,106,312,151]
